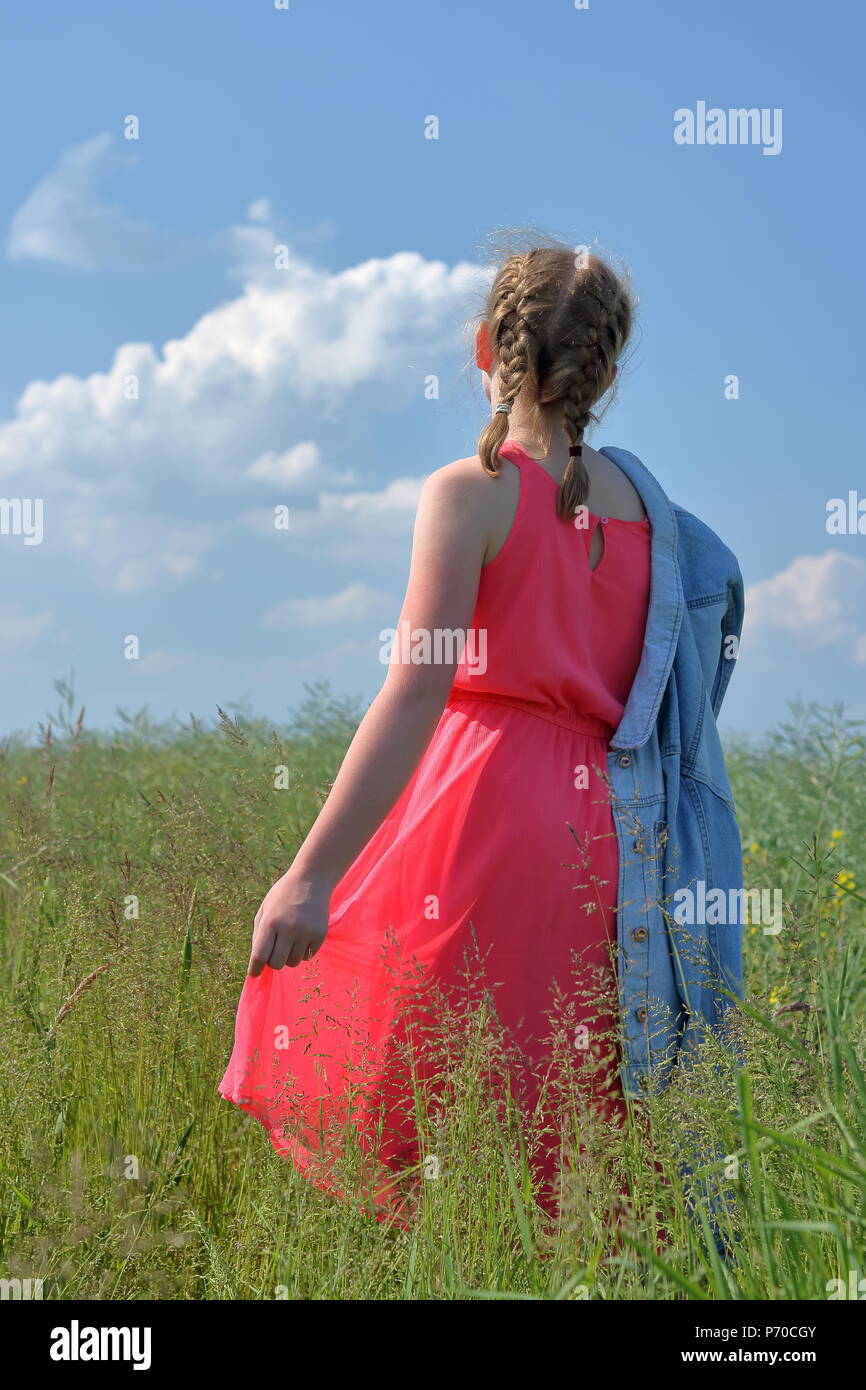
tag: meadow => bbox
[1,679,864,1301]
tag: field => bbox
[1,681,864,1301]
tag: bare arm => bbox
[247,459,494,975]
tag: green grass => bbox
[1,681,864,1300]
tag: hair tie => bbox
[568,444,583,457]
[494,402,512,415]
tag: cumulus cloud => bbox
[744,551,866,663]
[286,477,424,551]
[262,581,392,628]
[244,440,356,488]
[6,133,167,270]
[0,246,479,489]
[238,475,423,555]
[227,201,339,284]
[0,235,481,589]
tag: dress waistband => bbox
[446,689,614,740]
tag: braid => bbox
[478,254,537,478]
[476,241,633,517]
[558,344,600,518]
[544,266,632,520]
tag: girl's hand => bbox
[247,871,332,977]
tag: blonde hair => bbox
[477,237,635,520]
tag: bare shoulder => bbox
[420,453,517,519]
[416,454,516,563]
[423,453,515,497]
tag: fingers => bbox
[287,936,310,969]
[247,922,274,978]
[246,926,319,975]
[295,938,324,966]
[248,906,264,971]
[266,933,293,972]
[247,892,326,975]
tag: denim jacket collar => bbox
[598,447,684,750]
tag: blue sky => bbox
[1,0,864,739]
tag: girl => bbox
[219,238,745,1224]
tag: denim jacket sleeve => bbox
[711,562,745,719]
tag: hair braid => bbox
[476,239,634,517]
[478,254,538,478]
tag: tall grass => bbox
[0,683,863,1299]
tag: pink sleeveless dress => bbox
[219,439,651,1217]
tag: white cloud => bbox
[239,475,422,551]
[0,604,54,648]
[244,440,356,488]
[287,477,424,551]
[744,551,866,662]
[6,133,166,270]
[0,237,481,589]
[262,581,392,629]
[0,245,479,489]
[225,207,341,285]
[245,441,321,485]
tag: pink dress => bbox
[220,439,651,1217]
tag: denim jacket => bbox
[599,448,745,1099]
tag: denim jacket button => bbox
[633,837,645,853]
[636,1006,649,1022]
[632,926,648,942]
[638,1074,650,1090]
[617,753,631,768]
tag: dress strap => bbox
[498,438,558,490]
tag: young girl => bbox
[219,239,745,1223]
